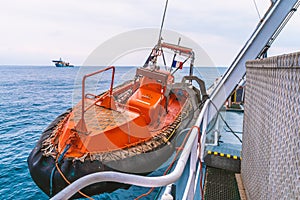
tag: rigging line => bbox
[252,0,262,20]
[223,127,243,134]
[161,49,167,70]
[209,99,243,143]
[157,0,169,46]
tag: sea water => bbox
[0,65,226,199]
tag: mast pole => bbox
[152,0,169,67]
[158,0,169,46]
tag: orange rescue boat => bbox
[28,42,208,198]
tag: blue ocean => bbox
[0,65,227,199]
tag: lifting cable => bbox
[157,0,169,45]
[209,99,243,143]
[252,0,262,21]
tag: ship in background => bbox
[52,58,74,67]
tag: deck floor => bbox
[204,167,241,200]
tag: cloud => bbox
[0,0,299,65]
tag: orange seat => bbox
[128,76,165,124]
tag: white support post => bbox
[200,109,208,162]
[182,133,198,200]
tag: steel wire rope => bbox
[224,127,243,134]
[209,99,243,143]
[252,0,262,20]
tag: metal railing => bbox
[51,99,212,200]
[75,66,115,133]
[246,51,300,68]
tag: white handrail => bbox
[50,104,208,200]
[51,100,210,200]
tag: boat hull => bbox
[55,63,74,67]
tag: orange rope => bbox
[134,187,155,200]
[55,162,94,200]
[135,126,201,200]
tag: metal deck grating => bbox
[204,167,240,200]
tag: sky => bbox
[0,0,299,66]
